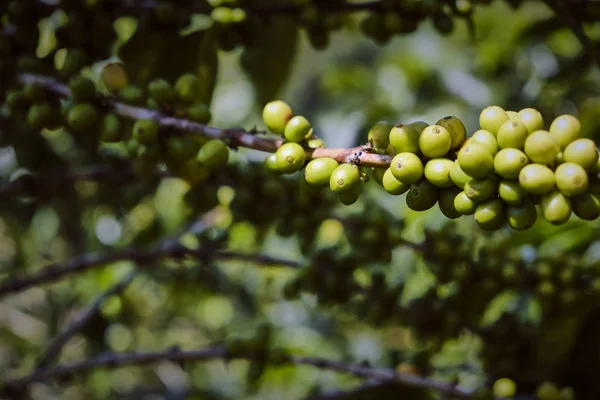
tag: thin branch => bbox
[34,270,137,371]
[17,74,393,168]
[1,346,475,398]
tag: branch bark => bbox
[17,73,394,168]
[1,346,476,399]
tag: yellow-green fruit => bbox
[118,85,144,105]
[285,115,312,143]
[549,114,580,149]
[494,148,529,179]
[305,158,338,186]
[470,129,499,156]
[148,78,175,104]
[389,124,420,154]
[475,198,505,231]
[99,113,122,143]
[263,100,293,135]
[479,106,509,136]
[454,191,478,215]
[175,73,199,103]
[26,103,54,130]
[367,121,392,151]
[517,108,544,133]
[424,158,454,188]
[572,192,600,220]
[507,197,537,231]
[408,121,428,133]
[450,160,471,189]
[330,163,360,194]
[276,142,306,174]
[563,138,599,170]
[337,184,360,206]
[308,138,326,149]
[465,177,497,202]
[524,130,560,165]
[507,110,519,120]
[536,382,561,400]
[390,152,424,184]
[188,103,212,124]
[419,125,452,158]
[436,116,466,150]
[167,135,201,161]
[132,119,160,144]
[457,143,494,179]
[197,140,229,170]
[555,162,588,197]
[264,153,281,174]
[67,103,98,131]
[519,164,555,194]
[60,48,87,79]
[69,75,96,102]
[497,119,528,150]
[383,168,410,195]
[101,62,128,93]
[438,187,462,219]
[372,167,386,185]
[541,191,572,224]
[406,179,439,211]
[498,179,526,206]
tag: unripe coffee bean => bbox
[175,73,199,103]
[390,152,424,184]
[263,100,293,135]
[563,138,599,170]
[572,192,600,220]
[419,125,451,158]
[389,124,420,154]
[436,116,466,150]
[276,142,306,174]
[67,103,98,131]
[424,158,454,188]
[555,162,588,197]
[457,143,493,179]
[101,62,128,93]
[383,168,410,195]
[132,119,160,144]
[471,129,499,156]
[330,163,360,194]
[305,158,338,186]
[454,191,478,215]
[497,119,528,149]
[438,187,462,219]
[406,179,439,211]
[519,164,555,194]
[197,139,229,170]
[549,114,581,149]
[368,121,392,151]
[479,106,509,136]
[494,148,529,179]
[449,160,471,189]
[285,115,312,143]
[517,108,544,134]
[524,130,560,165]
[475,198,505,231]
[507,197,537,230]
[498,179,526,206]
[541,191,572,224]
[465,177,497,202]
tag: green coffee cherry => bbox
[419,125,452,158]
[382,168,410,195]
[465,177,497,202]
[305,158,338,186]
[60,48,87,79]
[475,198,505,231]
[424,158,454,188]
[555,162,588,197]
[101,62,128,94]
[519,164,555,194]
[563,138,599,170]
[175,73,199,103]
[132,119,160,144]
[119,85,144,105]
[264,153,281,174]
[494,148,529,179]
[276,142,306,174]
[263,100,293,135]
[389,124,420,154]
[436,116,466,150]
[148,78,175,104]
[572,192,600,220]
[337,184,360,205]
[26,103,54,130]
[372,167,386,185]
[166,135,201,161]
[408,121,428,133]
[457,143,494,179]
[517,108,544,134]
[507,110,519,120]
[498,179,526,206]
[541,191,572,224]
[308,138,326,149]
[471,129,499,156]
[197,139,229,170]
[454,191,478,215]
[507,197,537,230]
[368,121,392,151]
[23,83,45,103]
[99,113,122,143]
[69,75,96,102]
[479,106,509,136]
[497,119,528,149]
[67,103,98,131]
[285,115,312,143]
[450,160,471,189]
[390,152,424,184]
[406,179,439,211]
[188,103,212,124]
[330,163,360,194]
[549,114,580,149]
[524,130,560,165]
[438,188,462,219]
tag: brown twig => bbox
[1,346,475,398]
[17,73,394,168]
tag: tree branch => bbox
[1,346,475,399]
[17,73,393,168]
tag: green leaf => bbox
[538,224,597,258]
[480,290,520,327]
[240,16,298,106]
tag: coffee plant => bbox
[1,0,600,399]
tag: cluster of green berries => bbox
[491,376,574,400]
